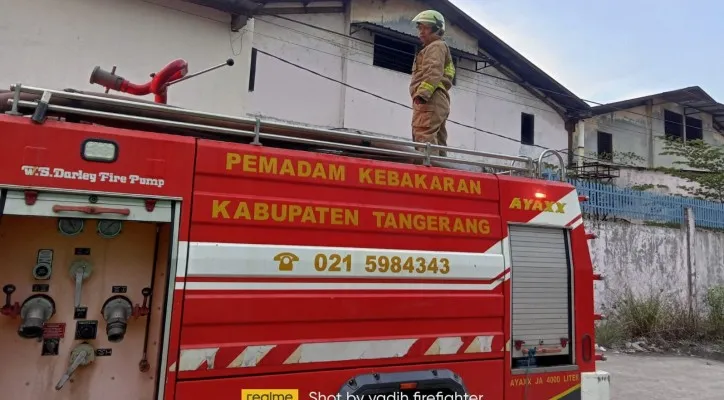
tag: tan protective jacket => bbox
[409,38,455,102]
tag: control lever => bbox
[137,287,153,372]
[69,260,92,308]
[133,287,152,318]
[1,284,20,318]
[55,343,95,390]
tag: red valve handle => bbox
[522,346,562,355]
[52,205,130,216]
[1,284,20,318]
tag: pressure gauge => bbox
[58,218,84,236]
[97,220,122,238]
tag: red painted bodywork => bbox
[0,114,596,400]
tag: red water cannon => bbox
[89,58,234,104]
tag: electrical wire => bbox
[252,17,569,113]
[249,18,708,145]
[135,1,718,139]
[255,48,644,169]
[246,28,560,116]
[263,14,722,136]
[127,3,676,169]
[245,27,668,169]
[245,25,668,150]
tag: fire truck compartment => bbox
[509,224,574,368]
[0,190,174,400]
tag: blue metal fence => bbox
[561,178,724,229]
[538,171,724,228]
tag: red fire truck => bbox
[0,60,610,400]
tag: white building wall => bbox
[250,0,569,161]
[0,0,246,116]
[581,100,724,169]
[579,99,724,196]
[1,0,569,163]
[248,15,347,127]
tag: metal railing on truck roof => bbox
[3,82,566,181]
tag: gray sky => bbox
[450,0,722,105]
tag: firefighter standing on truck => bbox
[410,9,455,158]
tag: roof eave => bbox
[433,0,590,118]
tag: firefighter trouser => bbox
[411,90,449,157]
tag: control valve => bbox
[133,287,152,318]
[55,343,95,390]
[1,284,20,318]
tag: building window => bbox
[248,47,257,92]
[685,116,703,141]
[664,109,683,140]
[597,131,613,161]
[373,35,416,74]
[521,113,534,145]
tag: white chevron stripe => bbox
[173,335,499,371]
[570,216,584,230]
[425,337,464,355]
[284,338,417,364]
[464,336,494,353]
[228,345,276,368]
[177,348,218,371]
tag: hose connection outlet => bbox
[102,295,133,343]
[19,295,56,339]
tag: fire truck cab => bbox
[0,75,610,400]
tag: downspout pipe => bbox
[576,120,585,168]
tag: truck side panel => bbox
[497,176,589,399]
[175,140,507,396]
[0,115,197,400]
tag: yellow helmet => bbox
[412,10,445,34]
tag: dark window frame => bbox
[248,47,258,92]
[521,113,535,145]
[685,116,703,141]
[664,109,683,140]
[372,34,418,75]
[371,33,459,86]
[597,131,613,161]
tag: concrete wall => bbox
[1,0,570,166]
[579,99,724,169]
[585,219,724,314]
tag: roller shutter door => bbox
[509,225,571,357]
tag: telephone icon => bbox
[274,252,299,271]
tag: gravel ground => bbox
[604,352,724,399]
